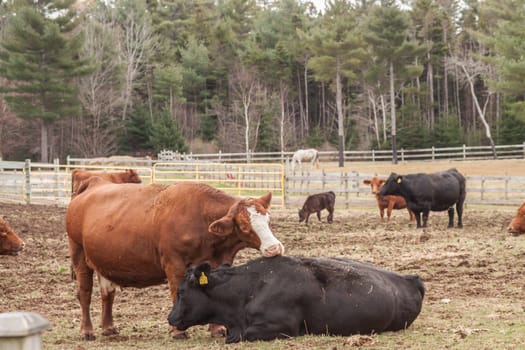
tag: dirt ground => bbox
[1,200,524,350]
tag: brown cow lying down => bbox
[363,177,415,222]
[299,191,335,224]
[0,216,24,255]
[71,169,142,196]
[508,201,525,235]
[66,178,284,340]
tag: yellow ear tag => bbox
[199,272,208,285]
[396,178,402,184]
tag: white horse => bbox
[291,148,319,172]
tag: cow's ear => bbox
[396,176,403,184]
[259,192,272,209]
[209,216,234,236]
[380,179,386,185]
[363,180,371,185]
[194,263,211,286]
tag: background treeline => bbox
[0,0,524,163]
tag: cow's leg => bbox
[408,209,416,222]
[316,211,322,222]
[414,211,422,228]
[98,274,118,336]
[456,200,464,228]
[387,201,395,221]
[327,208,334,223]
[243,320,299,342]
[305,213,310,224]
[447,207,454,228]
[379,206,385,221]
[422,210,430,227]
[69,239,96,340]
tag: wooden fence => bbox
[1,160,524,208]
[65,143,525,165]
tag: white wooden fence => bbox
[1,159,524,207]
[64,143,525,165]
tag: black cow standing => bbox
[168,255,425,343]
[379,168,466,229]
[298,191,335,223]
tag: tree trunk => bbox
[368,90,381,147]
[389,61,397,164]
[40,120,48,163]
[380,94,387,144]
[304,59,310,134]
[336,58,345,167]
[461,64,497,159]
[296,69,305,139]
[428,57,435,129]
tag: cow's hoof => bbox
[102,327,119,336]
[81,333,96,341]
[172,330,190,340]
[210,325,227,337]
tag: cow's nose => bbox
[263,243,284,257]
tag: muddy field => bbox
[1,201,524,350]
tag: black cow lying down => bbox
[168,255,425,343]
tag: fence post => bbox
[23,159,31,204]
[322,170,326,190]
[401,148,405,162]
[481,177,485,201]
[344,172,349,209]
[432,146,435,161]
[505,175,509,201]
[463,144,467,159]
[372,149,375,162]
[0,311,49,350]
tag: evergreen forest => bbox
[0,0,524,163]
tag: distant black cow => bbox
[168,255,425,343]
[379,168,466,229]
[299,191,335,223]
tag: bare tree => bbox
[229,66,265,155]
[448,56,497,159]
[76,14,123,157]
[114,2,155,121]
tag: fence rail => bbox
[63,143,525,166]
[1,159,524,208]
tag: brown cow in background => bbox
[0,216,24,255]
[299,191,335,224]
[66,179,284,340]
[71,169,142,196]
[508,201,525,235]
[363,177,415,222]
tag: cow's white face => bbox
[247,206,284,257]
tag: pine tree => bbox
[0,0,91,162]
[364,0,425,163]
[306,0,367,167]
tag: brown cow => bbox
[71,169,142,196]
[298,191,335,224]
[363,177,415,222]
[0,216,25,255]
[508,201,525,235]
[66,179,284,341]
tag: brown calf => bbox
[508,201,525,235]
[299,191,335,224]
[363,177,415,222]
[0,216,25,255]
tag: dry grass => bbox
[1,199,524,350]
